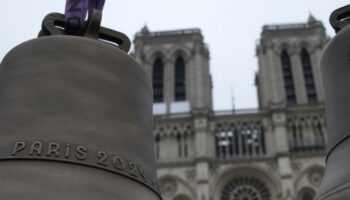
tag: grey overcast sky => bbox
[0,1,348,110]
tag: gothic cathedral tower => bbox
[256,15,328,109]
[134,27,213,115]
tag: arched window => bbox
[175,56,186,101]
[281,50,296,105]
[301,48,317,103]
[221,176,271,200]
[153,58,164,102]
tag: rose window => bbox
[221,176,271,200]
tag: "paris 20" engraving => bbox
[10,140,160,194]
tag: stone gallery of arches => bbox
[133,14,327,200]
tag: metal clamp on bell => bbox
[39,10,131,53]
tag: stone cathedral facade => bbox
[133,15,329,200]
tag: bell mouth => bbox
[0,160,161,200]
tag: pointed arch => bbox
[298,41,314,53]
[281,49,296,105]
[169,45,192,62]
[301,48,317,103]
[273,42,292,56]
[175,56,186,101]
[153,57,164,102]
[144,47,168,64]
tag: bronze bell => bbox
[316,5,350,200]
[0,11,161,200]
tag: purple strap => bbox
[65,0,105,33]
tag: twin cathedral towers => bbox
[133,15,328,200]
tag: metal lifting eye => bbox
[39,11,131,53]
[330,5,350,33]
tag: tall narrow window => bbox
[301,48,317,103]
[175,56,186,101]
[155,135,160,159]
[183,134,188,157]
[260,127,266,154]
[177,134,182,157]
[281,50,296,105]
[153,58,164,102]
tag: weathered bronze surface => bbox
[316,5,350,200]
[0,12,161,200]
